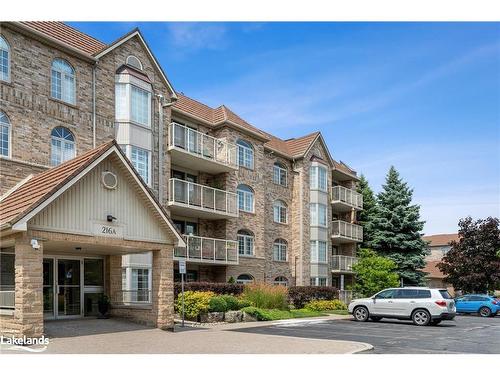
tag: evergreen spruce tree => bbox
[357,174,377,248]
[370,166,429,286]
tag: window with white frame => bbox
[51,59,76,105]
[130,146,150,185]
[131,85,150,126]
[237,230,254,256]
[310,165,327,192]
[237,184,254,212]
[51,127,75,166]
[115,83,152,127]
[0,36,10,82]
[0,247,15,309]
[274,276,288,286]
[131,268,150,302]
[310,203,327,227]
[310,240,327,263]
[273,239,288,261]
[126,55,143,70]
[0,111,10,157]
[273,162,287,186]
[236,274,254,285]
[273,200,288,224]
[237,139,254,169]
[310,277,327,286]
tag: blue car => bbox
[455,295,500,317]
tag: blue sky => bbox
[70,22,500,235]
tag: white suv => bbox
[348,287,456,326]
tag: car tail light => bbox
[492,300,498,305]
[435,300,447,307]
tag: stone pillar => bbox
[14,233,44,338]
[152,246,173,330]
[108,255,122,304]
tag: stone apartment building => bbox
[0,22,362,337]
[421,233,458,290]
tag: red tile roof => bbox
[0,141,114,227]
[422,234,459,247]
[20,21,107,55]
[285,132,320,158]
[422,260,446,279]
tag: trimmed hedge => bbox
[288,286,339,308]
[174,282,244,298]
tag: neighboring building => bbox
[0,21,362,337]
[422,233,458,290]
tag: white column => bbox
[340,274,345,291]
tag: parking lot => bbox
[232,314,500,354]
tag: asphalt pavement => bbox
[231,314,500,354]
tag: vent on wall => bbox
[102,171,118,190]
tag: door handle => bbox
[388,300,393,303]
[410,301,416,303]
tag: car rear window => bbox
[439,290,452,299]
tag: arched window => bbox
[126,55,143,70]
[237,230,254,256]
[0,36,10,82]
[273,239,288,262]
[274,276,288,286]
[0,111,10,157]
[236,274,254,285]
[237,139,254,169]
[51,127,75,166]
[51,59,76,104]
[273,200,288,224]
[237,184,254,213]
[273,162,287,186]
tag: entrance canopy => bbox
[0,140,185,249]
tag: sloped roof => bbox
[0,141,184,246]
[422,234,459,247]
[20,21,107,55]
[422,260,446,279]
[285,132,321,158]
[0,141,112,227]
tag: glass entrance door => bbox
[43,258,55,318]
[56,259,82,317]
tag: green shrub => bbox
[208,296,228,312]
[304,299,348,311]
[227,276,235,284]
[237,298,252,309]
[175,291,214,319]
[219,294,244,311]
[242,283,288,310]
[241,306,273,321]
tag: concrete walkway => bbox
[2,315,372,354]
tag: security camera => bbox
[30,239,40,250]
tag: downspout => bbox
[156,94,177,204]
[92,62,98,148]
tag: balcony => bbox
[168,122,238,174]
[174,235,239,265]
[331,186,363,212]
[331,220,363,243]
[168,178,238,219]
[331,255,358,273]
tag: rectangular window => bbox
[115,83,128,120]
[238,234,254,256]
[273,164,287,186]
[238,190,254,212]
[131,268,150,302]
[0,248,15,309]
[310,241,327,263]
[273,204,288,224]
[310,277,327,286]
[130,146,150,185]
[310,203,327,227]
[237,145,254,169]
[1,49,9,82]
[310,165,327,192]
[0,121,9,157]
[130,85,151,126]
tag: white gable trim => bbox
[11,147,185,247]
[95,30,177,99]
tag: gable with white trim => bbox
[29,153,174,244]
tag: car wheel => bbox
[479,307,492,317]
[353,306,369,322]
[412,309,431,326]
[370,317,382,322]
[430,319,442,326]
